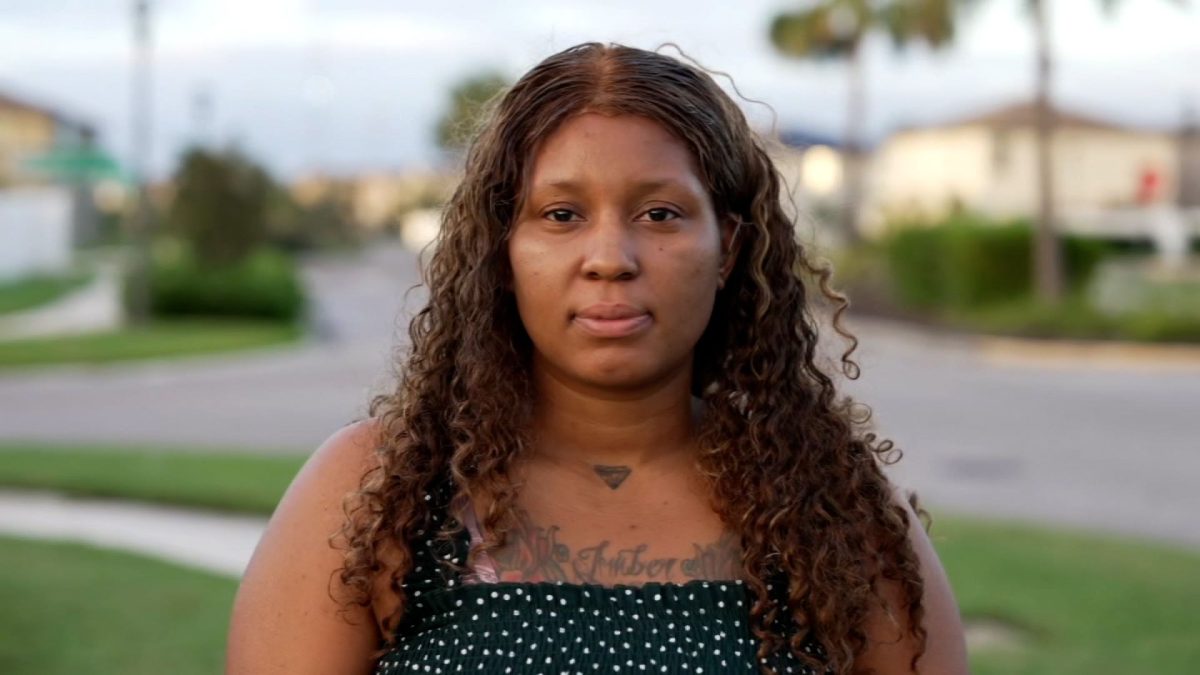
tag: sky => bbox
[1,0,1197,181]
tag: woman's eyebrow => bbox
[531,179,583,195]
[535,178,697,197]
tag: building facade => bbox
[866,101,1194,239]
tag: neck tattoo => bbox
[592,465,632,490]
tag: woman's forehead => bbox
[523,113,706,197]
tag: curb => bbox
[848,314,1200,372]
[974,333,1200,371]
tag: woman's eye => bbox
[643,208,680,223]
[545,209,578,223]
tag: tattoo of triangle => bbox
[593,465,632,490]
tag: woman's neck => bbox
[527,361,701,475]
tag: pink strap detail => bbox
[454,494,500,584]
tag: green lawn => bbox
[0,318,307,370]
[930,516,1200,674]
[937,288,1200,344]
[0,442,303,514]
[0,536,236,675]
[0,444,1197,674]
[0,271,94,315]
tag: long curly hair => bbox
[335,41,930,675]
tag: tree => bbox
[1023,0,1187,304]
[167,146,273,267]
[266,182,361,253]
[435,71,511,153]
[769,0,966,247]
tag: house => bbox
[290,170,456,235]
[866,100,1197,240]
[0,88,104,280]
[0,90,96,187]
[765,126,872,249]
[770,128,851,200]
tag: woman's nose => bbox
[579,216,639,281]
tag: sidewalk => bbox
[0,489,266,577]
[0,254,125,342]
[0,488,1020,654]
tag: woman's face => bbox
[508,112,733,393]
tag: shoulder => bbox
[268,417,386,523]
[853,484,970,675]
[291,417,390,502]
[225,417,387,675]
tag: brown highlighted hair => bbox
[336,41,929,674]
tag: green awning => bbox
[22,145,127,183]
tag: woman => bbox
[227,42,968,675]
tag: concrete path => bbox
[0,255,125,341]
[0,489,265,577]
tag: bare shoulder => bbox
[854,484,970,675]
[263,417,385,503]
[225,417,386,675]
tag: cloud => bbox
[0,0,1195,180]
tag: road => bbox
[0,240,1197,548]
[0,242,427,451]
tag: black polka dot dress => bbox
[372,480,833,674]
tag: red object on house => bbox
[1137,165,1163,204]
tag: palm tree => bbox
[1025,0,1187,305]
[769,0,965,248]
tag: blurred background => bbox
[0,1,1198,674]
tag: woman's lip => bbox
[572,313,652,338]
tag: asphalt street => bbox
[1,241,1196,548]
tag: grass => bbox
[0,535,237,675]
[1,444,1198,673]
[0,317,307,370]
[0,442,304,514]
[930,515,1200,674]
[0,270,94,315]
[936,288,1200,344]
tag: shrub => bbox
[266,189,361,254]
[131,243,306,322]
[880,212,1110,311]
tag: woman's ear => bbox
[718,215,744,284]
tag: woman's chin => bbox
[568,358,680,392]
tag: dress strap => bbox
[449,492,501,584]
[402,476,503,593]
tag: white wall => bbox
[869,126,992,220]
[987,127,1177,216]
[868,124,1180,227]
[0,186,73,281]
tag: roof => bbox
[0,88,93,132]
[925,100,1130,132]
[776,127,877,152]
[779,128,843,149]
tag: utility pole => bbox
[1030,0,1065,305]
[191,83,214,150]
[127,0,154,324]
